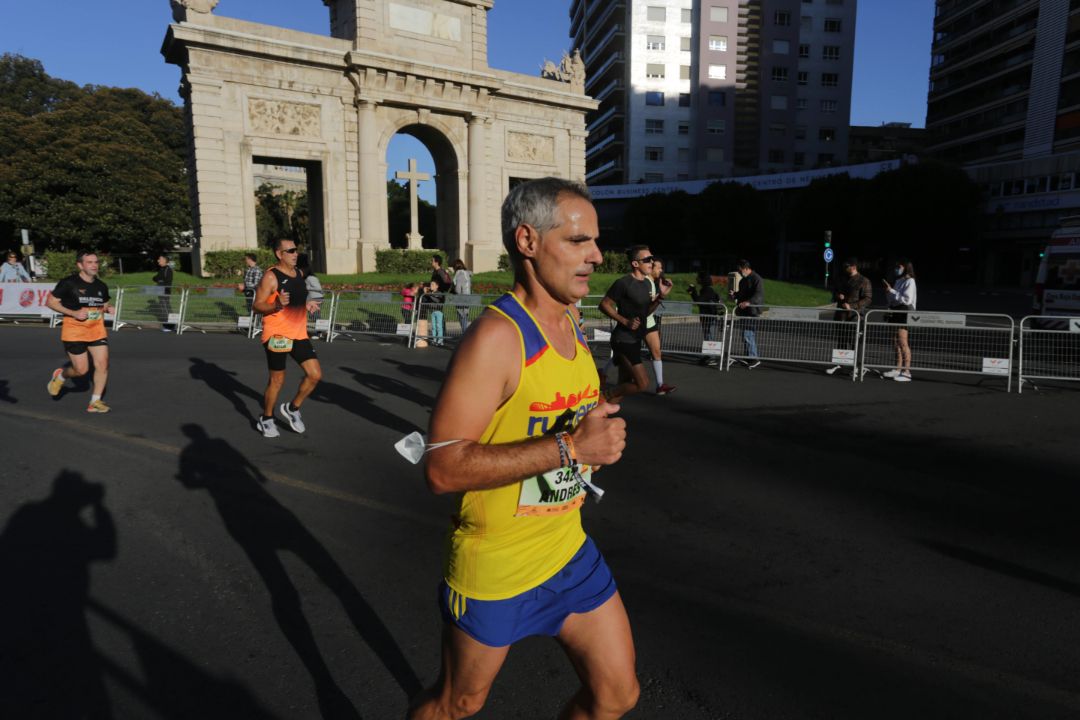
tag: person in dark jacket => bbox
[729,259,763,368]
[688,270,722,367]
[153,254,175,332]
[825,257,873,375]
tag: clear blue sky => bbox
[0,0,933,202]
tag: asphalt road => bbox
[0,325,1077,719]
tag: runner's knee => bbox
[304,365,323,383]
[447,687,490,718]
[590,674,640,716]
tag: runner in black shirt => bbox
[45,251,115,412]
[599,245,668,402]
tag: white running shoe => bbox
[894,373,912,383]
[883,369,901,379]
[258,417,280,438]
[279,403,306,433]
[825,365,840,375]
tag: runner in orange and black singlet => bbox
[45,250,115,414]
[251,238,323,438]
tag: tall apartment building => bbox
[570,0,858,185]
[927,0,1080,286]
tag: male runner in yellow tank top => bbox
[409,179,638,719]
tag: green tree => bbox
[386,179,436,249]
[254,182,309,247]
[0,54,84,116]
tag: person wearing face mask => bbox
[882,259,917,382]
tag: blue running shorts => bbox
[439,536,617,648]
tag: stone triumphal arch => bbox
[163,0,595,274]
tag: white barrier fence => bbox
[727,305,862,379]
[328,290,413,344]
[409,294,496,348]
[579,301,729,366]
[1018,315,1080,393]
[860,310,1015,392]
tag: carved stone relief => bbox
[507,132,555,165]
[170,0,219,13]
[248,99,322,139]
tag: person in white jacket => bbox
[882,259,917,382]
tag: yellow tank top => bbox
[444,292,601,601]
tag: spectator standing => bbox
[298,254,324,340]
[688,271,722,367]
[644,258,675,395]
[451,258,473,333]
[1,251,32,282]
[152,254,174,333]
[730,259,764,368]
[825,258,873,376]
[883,259,918,382]
[426,254,453,346]
[238,253,263,315]
[401,282,418,322]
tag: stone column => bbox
[356,98,383,271]
[467,113,492,269]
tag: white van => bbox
[1033,215,1080,318]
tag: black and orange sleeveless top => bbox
[262,267,309,342]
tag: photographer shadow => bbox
[0,470,116,718]
[176,425,421,719]
[188,357,263,425]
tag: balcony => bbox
[586,159,622,183]
[584,1,624,46]
[586,132,621,159]
[585,52,625,94]
[587,105,623,133]
[585,23,625,64]
[593,78,625,103]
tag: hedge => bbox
[376,249,445,273]
[203,249,277,278]
[43,251,113,279]
[496,250,628,274]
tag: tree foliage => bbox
[387,179,437,249]
[0,54,190,254]
[255,182,309,248]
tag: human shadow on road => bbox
[0,379,15,403]
[176,424,422,719]
[381,358,447,384]
[310,381,421,436]
[189,357,263,425]
[340,366,435,409]
[0,470,116,719]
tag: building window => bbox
[682,8,693,23]
[770,95,789,110]
[797,98,808,110]
[706,148,725,162]
[647,63,666,79]
[677,173,690,181]
[647,35,666,50]
[680,65,692,80]
[775,11,791,26]
[709,7,728,22]
[819,127,836,142]
[794,152,806,166]
[707,119,726,134]
[824,18,842,32]
[821,72,839,87]
[647,6,666,22]
[771,66,789,82]
[818,153,835,165]
[646,91,665,106]
[797,71,808,85]
[708,90,726,106]
[801,16,813,31]
[681,36,692,51]
[679,93,692,107]
[773,39,790,54]
[678,147,691,162]
[644,172,665,183]
[768,149,786,163]
[820,99,838,113]
[645,146,664,162]
[678,121,690,135]
[769,122,787,135]
[709,35,728,52]
[795,125,807,139]
[823,45,841,60]
[799,44,810,58]
[645,119,665,134]
[708,64,727,80]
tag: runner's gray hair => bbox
[501,177,592,271]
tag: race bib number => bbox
[515,466,589,517]
[86,309,102,321]
[267,335,294,353]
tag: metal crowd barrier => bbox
[727,305,862,379]
[860,310,1015,392]
[329,290,415,344]
[655,301,729,364]
[577,303,615,357]
[178,287,250,335]
[410,294,499,348]
[112,286,182,331]
[1018,315,1080,393]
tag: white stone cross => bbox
[395,158,431,250]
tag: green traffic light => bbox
[825,242,831,248]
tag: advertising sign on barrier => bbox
[702,340,724,356]
[982,358,1011,375]
[396,323,412,337]
[315,319,331,332]
[0,282,54,316]
[167,312,181,325]
[832,349,856,366]
[238,316,252,330]
[593,329,611,342]
[768,307,821,321]
[907,312,966,327]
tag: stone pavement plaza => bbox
[1,326,1079,718]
